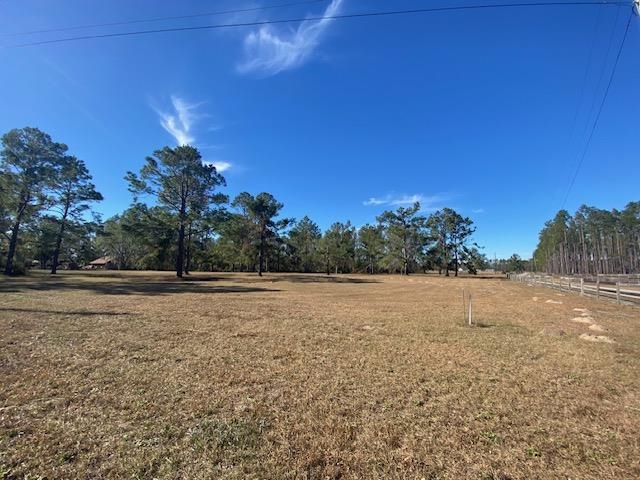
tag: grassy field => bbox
[1,271,639,479]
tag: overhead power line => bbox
[3,1,629,49]
[578,4,621,148]
[563,6,603,160]
[0,0,327,37]
[561,9,633,209]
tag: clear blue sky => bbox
[1,0,638,259]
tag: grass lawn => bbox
[1,271,639,479]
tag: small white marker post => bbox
[462,289,467,323]
[468,293,473,327]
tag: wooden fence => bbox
[509,273,640,306]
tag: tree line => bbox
[533,203,640,275]
[1,127,489,276]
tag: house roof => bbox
[89,256,113,265]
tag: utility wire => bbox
[561,9,633,209]
[578,4,621,145]
[3,1,629,49]
[564,6,602,151]
[0,0,327,37]
[557,4,609,207]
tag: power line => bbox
[565,6,603,151]
[561,8,633,209]
[0,0,328,37]
[578,4,621,147]
[3,1,629,49]
[557,4,609,207]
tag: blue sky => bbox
[1,0,638,259]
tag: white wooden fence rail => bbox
[508,273,640,305]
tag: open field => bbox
[1,271,639,479]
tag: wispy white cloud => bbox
[153,96,234,172]
[156,95,199,146]
[363,193,447,209]
[390,194,427,206]
[204,160,232,173]
[363,197,388,206]
[472,208,485,214]
[237,0,343,76]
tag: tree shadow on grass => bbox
[0,279,280,296]
[233,274,380,284]
[463,275,508,281]
[35,271,226,282]
[0,307,132,316]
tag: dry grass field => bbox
[1,271,639,479]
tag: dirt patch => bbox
[545,299,563,304]
[571,317,594,324]
[579,333,615,344]
[589,324,606,332]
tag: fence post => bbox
[580,278,584,296]
[596,278,600,300]
[616,282,621,305]
[468,294,473,327]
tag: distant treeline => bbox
[533,203,640,275]
[2,127,501,277]
[95,202,490,277]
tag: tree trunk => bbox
[4,220,22,276]
[444,255,449,276]
[258,232,265,277]
[51,202,70,275]
[454,248,459,277]
[4,194,31,276]
[185,224,192,275]
[176,223,185,278]
[51,222,65,274]
[441,237,449,277]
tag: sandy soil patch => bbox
[571,317,594,324]
[579,333,615,344]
